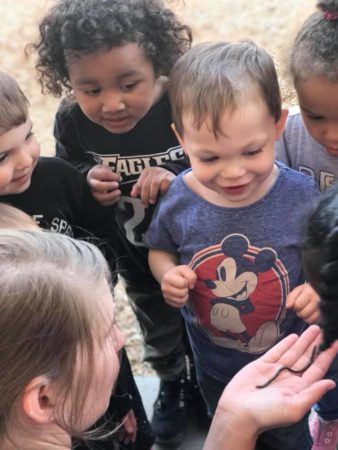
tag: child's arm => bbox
[286,283,320,324]
[149,249,196,308]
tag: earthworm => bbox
[256,345,318,389]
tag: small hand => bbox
[118,409,137,445]
[286,283,320,324]
[87,164,121,206]
[161,265,197,308]
[130,167,175,207]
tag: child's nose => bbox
[221,162,245,179]
[102,91,126,113]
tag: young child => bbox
[145,41,320,450]
[30,0,199,444]
[0,71,154,450]
[275,1,338,448]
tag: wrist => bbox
[204,406,259,450]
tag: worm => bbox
[256,345,318,389]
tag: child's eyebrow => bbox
[74,70,141,86]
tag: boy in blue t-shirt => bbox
[145,41,319,450]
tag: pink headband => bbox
[324,11,338,20]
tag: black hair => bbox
[291,0,338,83]
[29,0,192,97]
[301,184,338,350]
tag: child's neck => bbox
[185,164,279,208]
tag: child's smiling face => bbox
[68,43,159,134]
[174,92,287,208]
[0,118,40,196]
[296,77,338,156]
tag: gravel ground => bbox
[0,0,315,374]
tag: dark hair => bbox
[301,184,338,350]
[169,41,282,137]
[291,0,338,83]
[0,72,29,134]
[29,0,192,97]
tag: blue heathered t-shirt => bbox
[145,162,319,382]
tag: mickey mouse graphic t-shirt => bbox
[145,163,318,382]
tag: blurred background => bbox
[0,0,316,372]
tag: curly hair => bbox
[290,0,338,83]
[29,0,192,97]
[301,183,338,350]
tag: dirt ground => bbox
[0,0,315,374]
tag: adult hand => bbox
[205,325,338,450]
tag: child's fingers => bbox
[286,284,303,309]
[296,302,320,324]
[88,164,121,182]
[177,265,197,289]
[89,179,120,193]
[162,284,189,299]
[93,189,121,206]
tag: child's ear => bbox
[274,109,288,141]
[21,376,58,425]
[171,123,185,148]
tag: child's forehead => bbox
[181,94,271,134]
[0,118,32,149]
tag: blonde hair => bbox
[0,72,29,134]
[0,203,37,230]
[0,230,111,438]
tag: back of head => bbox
[301,184,338,349]
[0,72,29,134]
[31,0,192,97]
[169,41,281,137]
[291,0,338,83]
[0,230,109,438]
[0,203,37,230]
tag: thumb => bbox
[178,266,197,289]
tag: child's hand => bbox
[130,167,175,207]
[87,164,121,206]
[161,265,197,308]
[286,283,320,324]
[118,409,137,445]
